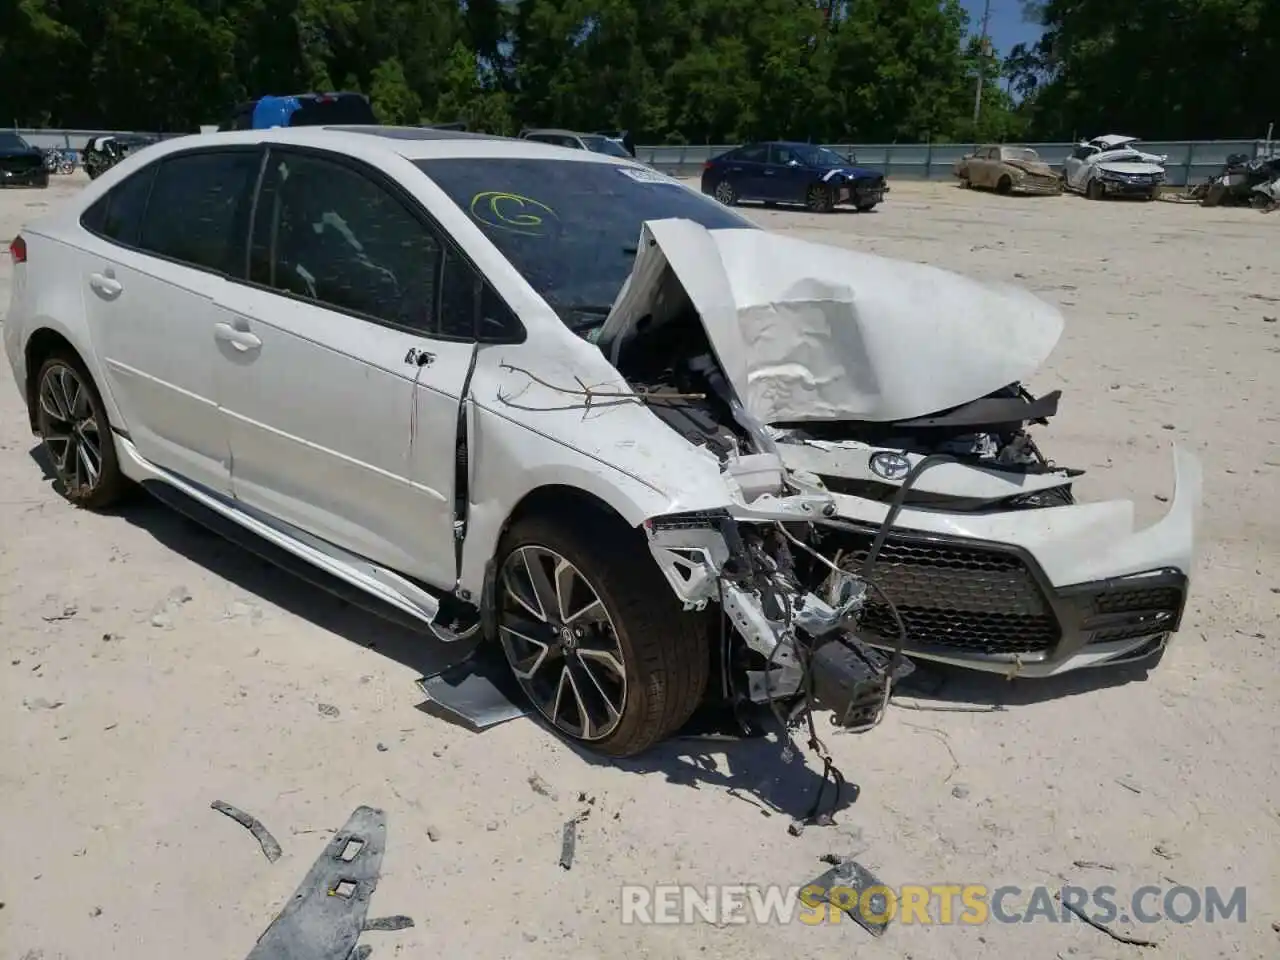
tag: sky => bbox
[959,0,1043,57]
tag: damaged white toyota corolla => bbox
[4,127,1201,757]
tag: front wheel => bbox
[34,353,131,509]
[855,201,878,212]
[494,514,710,757]
[1086,177,1105,201]
[805,182,834,212]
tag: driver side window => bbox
[248,150,451,335]
[1072,146,1096,161]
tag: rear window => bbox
[414,157,754,326]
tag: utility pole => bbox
[972,0,992,125]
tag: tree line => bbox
[1,0,1274,144]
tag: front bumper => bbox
[838,179,888,206]
[1014,177,1063,196]
[0,165,48,186]
[1099,176,1160,196]
[647,446,1200,681]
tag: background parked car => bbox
[953,144,1061,195]
[700,141,888,212]
[517,128,635,159]
[0,131,50,188]
[1062,134,1166,201]
[82,134,159,179]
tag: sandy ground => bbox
[1,173,1278,960]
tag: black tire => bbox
[1086,177,1105,201]
[996,175,1013,195]
[494,513,710,757]
[855,201,878,212]
[1203,182,1225,208]
[33,351,131,509]
[805,182,834,212]
[712,179,737,206]
[958,172,971,189]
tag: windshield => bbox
[789,144,850,167]
[414,157,755,330]
[1001,147,1040,163]
[0,132,32,151]
[580,135,632,158]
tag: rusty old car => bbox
[954,144,1062,196]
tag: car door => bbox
[76,146,262,494]
[1065,146,1095,189]
[766,144,808,203]
[213,146,479,587]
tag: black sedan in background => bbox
[701,140,887,212]
[0,131,49,188]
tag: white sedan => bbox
[4,126,1200,756]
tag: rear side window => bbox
[735,145,767,163]
[138,150,261,274]
[80,165,157,247]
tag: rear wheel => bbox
[805,182,834,212]
[33,353,130,509]
[495,514,709,757]
[855,201,878,212]
[713,180,737,206]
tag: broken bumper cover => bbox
[644,446,1200,682]
[839,179,888,206]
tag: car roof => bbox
[116,125,637,167]
[522,128,586,138]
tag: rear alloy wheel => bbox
[806,182,834,212]
[34,354,130,509]
[713,180,737,205]
[495,516,709,756]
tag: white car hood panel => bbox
[1097,159,1166,175]
[601,219,1064,425]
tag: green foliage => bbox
[1,0,1272,142]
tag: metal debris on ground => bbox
[1055,887,1159,947]
[246,806,387,960]
[1072,860,1116,871]
[803,857,893,938]
[558,817,579,870]
[211,800,284,863]
[363,916,414,932]
[349,948,371,960]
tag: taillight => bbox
[703,161,713,171]
[8,234,26,264]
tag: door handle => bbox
[763,169,776,175]
[214,321,262,352]
[89,271,122,299]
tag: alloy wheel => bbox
[806,183,831,211]
[498,545,628,741]
[37,362,104,498]
[713,181,735,205]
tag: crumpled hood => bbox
[1006,158,1056,177]
[600,218,1064,424]
[1098,159,1165,175]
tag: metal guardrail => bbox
[10,128,1273,188]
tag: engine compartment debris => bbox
[211,800,283,863]
[245,806,387,960]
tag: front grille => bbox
[847,537,1059,654]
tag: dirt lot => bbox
[1,174,1277,960]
